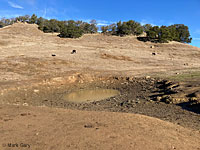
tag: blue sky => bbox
[0,0,200,47]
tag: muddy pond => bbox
[63,89,120,103]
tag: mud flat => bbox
[1,74,200,131]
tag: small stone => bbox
[52,54,56,57]
[23,103,29,106]
[34,89,39,93]
[20,113,31,116]
[129,77,134,82]
[71,50,77,54]
[84,124,93,128]
[190,97,198,101]
[146,76,151,79]
[172,146,176,149]
[156,96,162,101]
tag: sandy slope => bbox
[0,104,200,150]
[0,23,200,150]
[0,23,200,81]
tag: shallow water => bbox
[63,89,120,103]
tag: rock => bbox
[162,95,172,104]
[52,77,63,82]
[156,96,162,101]
[71,50,77,54]
[150,45,155,48]
[34,89,39,93]
[114,77,119,80]
[190,97,198,102]
[152,52,156,55]
[23,103,29,106]
[145,76,151,79]
[20,113,31,116]
[52,54,56,57]
[128,77,134,82]
[84,124,93,128]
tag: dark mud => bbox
[1,76,200,130]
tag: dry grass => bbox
[100,53,133,61]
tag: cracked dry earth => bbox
[0,23,200,150]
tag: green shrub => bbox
[59,24,83,38]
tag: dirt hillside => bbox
[0,23,200,150]
[1,104,200,150]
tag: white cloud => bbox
[8,1,23,9]
[140,19,157,26]
[193,38,200,40]
[98,20,116,26]
[97,23,109,26]
[43,8,47,18]
[195,29,200,34]
[80,19,115,26]
[0,14,22,19]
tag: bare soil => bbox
[0,23,200,150]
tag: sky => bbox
[0,0,199,47]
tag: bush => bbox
[146,24,192,43]
[29,14,37,24]
[101,20,143,36]
[0,14,193,42]
[59,23,83,38]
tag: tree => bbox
[146,26,160,40]
[146,24,192,43]
[0,21,3,28]
[126,20,143,35]
[15,15,30,23]
[89,20,98,33]
[101,26,109,33]
[158,26,172,43]
[174,24,192,43]
[59,23,83,38]
[0,18,15,27]
[108,24,117,35]
[143,24,152,32]
[29,14,37,24]
[116,20,143,36]
[116,21,130,36]
[49,19,60,32]
[82,23,92,33]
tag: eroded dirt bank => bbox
[1,73,200,131]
